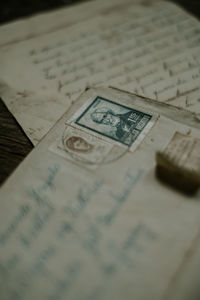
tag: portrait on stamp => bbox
[75,97,152,147]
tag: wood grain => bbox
[0,0,199,185]
[0,100,33,185]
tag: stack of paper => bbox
[0,1,200,299]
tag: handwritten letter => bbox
[0,1,200,144]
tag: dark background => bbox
[0,0,200,185]
[0,0,199,24]
[0,0,86,24]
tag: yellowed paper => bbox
[0,0,147,47]
[0,87,200,300]
[0,0,200,144]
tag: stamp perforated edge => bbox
[68,95,159,152]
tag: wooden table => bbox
[0,0,199,185]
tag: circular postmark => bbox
[62,125,128,166]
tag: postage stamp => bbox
[71,96,156,150]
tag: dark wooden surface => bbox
[0,101,33,185]
[0,0,200,186]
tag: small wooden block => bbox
[156,132,200,195]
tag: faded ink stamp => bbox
[74,97,154,148]
[49,125,113,168]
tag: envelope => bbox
[0,87,200,300]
